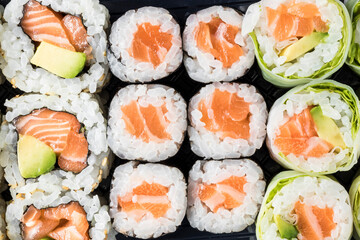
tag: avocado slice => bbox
[280,32,327,63]
[310,106,346,149]
[31,41,86,79]
[274,214,298,239]
[17,134,56,178]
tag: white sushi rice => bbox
[260,176,352,240]
[109,162,187,239]
[107,7,182,83]
[183,6,255,83]
[107,84,187,162]
[188,82,267,159]
[267,90,354,173]
[0,0,110,94]
[0,93,112,198]
[187,159,265,233]
[242,0,343,77]
[6,189,111,240]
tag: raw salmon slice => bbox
[294,201,336,240]
[199,89,251,140]
[21,0,75,51]
[15,108,89,173]
[274,107,333,158]
[118,181,171,221]
[195,18,243,68]
[62,15,90,52]
[128,23,173,67]
[198,176,246,212]
[121,100,171,143]
[21,202,90,240]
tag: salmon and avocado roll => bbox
[6,189,111,240]
[107,7,182,83]
[0,0,110,94]
[267,80,360,174]
[183,6,254,83]
[257,171,352,240]
[110,162,187,239]
[0,93,112,197]
[187,159,265,233]
[242,0,351,87]
[107,84,187,162]
[346,0,360,76]
[188,82,267,159]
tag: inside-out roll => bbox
[109,161,187,239]
[183,6,254,83]
[257,171,353,240]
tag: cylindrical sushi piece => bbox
[183,6,255,83]
[107,7,183,83]
[6,189,111,240]
[187,159,265,233]
[257,171,353,240]
[0,0,110,94]
[346,0,360,76]
[267,80,360,174]
[0,93,112,197]
[107,84,187,162]
[242,0,351,87]
[349,173,360,239]
[188,82,267,159]
[109,161,187,239]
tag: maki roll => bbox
[107,84,187,162]
[188,82,267,159]
[109,162,187,239]
[257,171,353,240]
[0,93,112,197]
[267,80,360,174]
[349,173,360,239]
[346,0,360,75]
[107,7,182,83]
[242,0,351,87]
[183,6,254,83]
[6,189,111,240]
[187,159,265,233]
[0,0,110,94]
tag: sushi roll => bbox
[242,0,351,87]
[109,162,187,239]
[346,0,360,75]
[0,0,110,94]
[0,93,112,197]
[6,189,111,240]
[107,7,182,83]
[183,6,255,83]
[257,171,353,240]
[349,173,360,239]
[267,80,360,174]
[187,159,265,233]
[188,82,267,159]
[107,84,187,162]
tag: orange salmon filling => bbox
[199,89,251,139]
[121,100,171,143]
[195,18,243,68]
[266,1,329,41]
[129,23,173,67]
[294,201,336,240]
[21,202,89,240]
[274,107,333,158]
[198,176,246,212]
[118,182,171,221]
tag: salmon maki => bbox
[187,159,265,233]
[183,6,254,83]
[107,84,187,162]
[256,171,352,240]
[188,82,267,159]
[267,80,360,174]
[110,162,187,239]
[107,7,182,83]
[242,0,351,87]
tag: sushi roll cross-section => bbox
[346,0,360,75]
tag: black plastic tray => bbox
[0,0,359,239]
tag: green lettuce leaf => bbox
[346,0,360,75]
[350,174,360,240]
